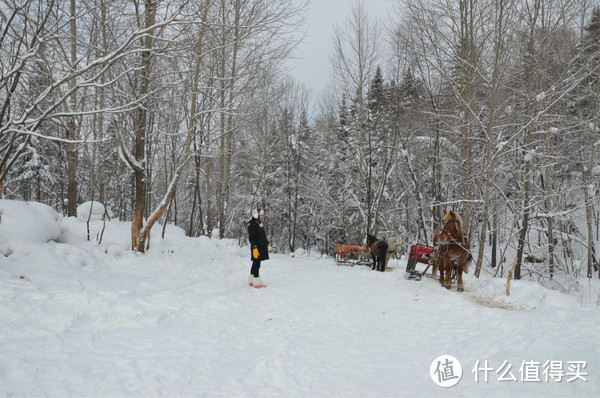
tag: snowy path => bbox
[0,229,599,397]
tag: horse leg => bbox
[443,259,452,289]
[372,255,376,271]
[437,259,444,286]
[457,262,464,292]
[379,254,386,272]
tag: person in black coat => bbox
[247,209,269,288]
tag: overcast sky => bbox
[286,0,394,98]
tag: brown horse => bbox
[432,210,471,291]
[367,234,389,272]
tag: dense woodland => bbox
[1,0,599,284]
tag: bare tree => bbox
[473,0,518,277]
[211,0,307,238]
[115,0,203,252]
[578,1,600,278]
[0,0,161,205]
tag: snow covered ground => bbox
[0,199,599,397]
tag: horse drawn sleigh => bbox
[334,243,371,266]
[333,210,470,291]
[334,235,403,271]
[405,210,472,291]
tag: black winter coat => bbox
[247,218,269,261]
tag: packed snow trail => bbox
[0,207,598,397]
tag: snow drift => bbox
[0,199,598,397]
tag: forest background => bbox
[1,0,600,287]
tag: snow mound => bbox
[76,201,106,221]
[0,199,68,256]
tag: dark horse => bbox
[367,234,389,272]
[432,210,471,291]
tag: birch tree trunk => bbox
[187,0,211,237]
[582,62,598,279]
[130,0,156,252]
[66,0,79,217]
[458,0,476,237]
[217,0,240,239]
[475,0,511,277]
[586,16,599,278]
[514,0,543,280]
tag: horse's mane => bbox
[443,210,463,230]
[436,210,464,243]
[387,236,402,251]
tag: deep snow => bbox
[0,199,599,397]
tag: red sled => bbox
[406,244,435,280]
[334,243,370,266]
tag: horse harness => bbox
[435,223,472,259]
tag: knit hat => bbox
[252,208,264,219]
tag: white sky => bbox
[286,0,395,98]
